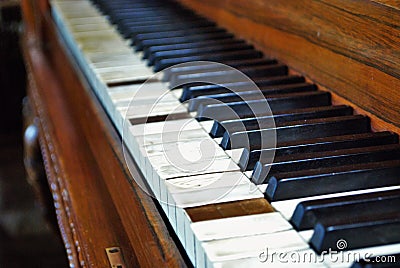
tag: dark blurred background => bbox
[0,2,68,267]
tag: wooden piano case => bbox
[20,0,399,267]
[21,0,187,267]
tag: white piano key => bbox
[156,158,240,180]
[298,230,314,242]
[58,9,100,18]
[108,81,169,98]
[175,207,187,247]
[171,88,184,99]
[72,29,124,41]
[171,181,262,208]
[199,120,215,133]
[212,250,328,268]
[119,102,188,122]
[167,190,178,232]
[113,93,177,109]
[92,60,147,69]
[161,172,251,238]
[214,137,223,144]
[136,129,210,147]
[144,138,226,159]
[165,171,248,194]
[87,52,145,64]
[66,16,108,25]
[196,236,207,268]
[79,42,132,54]
[184,209,197,264]
[202,230,309,263]
[256,183,268,193]
[67,22,114,32]
[96,65,155,83]
[225,148,245,164]
[130,118,202,136]
[192,212,292,242]
[90,56,145,67]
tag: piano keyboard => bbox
[51,0,400,267]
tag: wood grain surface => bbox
[179,0,400,132]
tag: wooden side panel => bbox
[21,1,187,267]
[179,0,400,131]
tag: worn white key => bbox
[113,93,178,108]
[92,59,147,69]
[78,41,132,54]
[161,172,251,238]
[225,148,245,164]
[67,22,114,32]
[146,148,227,170]
[166,171,248,195]
[136,129,210,147]
[214,137,223,144]
[198,120,214,133]
[97,65,155,83]
[130,118,202,136]
[156,158,240,180]
[171,88,184,99]
[171,180,262,208]
[119,101,187,120]
[108,82,169,98]
[202,230,309,263]
[87,52,144,64]
[212,250,328,268]
[192,212,292,242]
[66,16,108,25]
[299,230,314,242]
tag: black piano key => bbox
[125,21,217,39]
[185,68,294,110]
[153,49,263,71]
[116,17,208,37]
[164,58,276,80]
[310,213,400,253]
[210,105,351,138]
[221,115,370,150]
[239,131,399,171]
[146,39,248,60]
[138,32,235,52]
[351,253,400,268]
[148,43,254,66]
[106,8,196,24]
[291,189,400,230]
[180,75,304,101]
[265,159,400,201]
[173,64,288,90]
[197,91,331,122]
[113,12,201,28]
[110,11,195,26]
[253,144,400,184]
[132,27,226,46]
[115,12,203,26]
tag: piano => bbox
[20,0,400,267]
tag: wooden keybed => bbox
[20,0,400,267]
